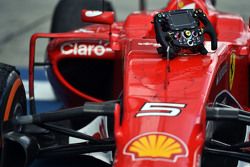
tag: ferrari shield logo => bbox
[229,53,236,90]
[124,133,188,162]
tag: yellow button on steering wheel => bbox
[185,30,192,37]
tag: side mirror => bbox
[81,10,115,25]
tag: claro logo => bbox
[60,43,108,56]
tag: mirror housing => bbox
[81,10,115,25]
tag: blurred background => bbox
[0,0,250,67]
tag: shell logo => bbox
[124,133,188,162]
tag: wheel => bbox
[51,0,115,33]
[0,63,27,164]
[0,63,27,133]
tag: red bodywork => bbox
[29,0,250,166]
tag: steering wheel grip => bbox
[205,26,217,50]
[195,9,218,50]
[154,15,171,50]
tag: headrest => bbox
[165,0,209,15]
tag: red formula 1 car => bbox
[1,0,250,166]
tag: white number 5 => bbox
[136,103,186,117]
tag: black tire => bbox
[51,0,115,33]
[0,63,27,163]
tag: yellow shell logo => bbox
[124,133,188,162]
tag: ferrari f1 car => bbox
[1,0,250,166]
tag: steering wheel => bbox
[154,9,217,59]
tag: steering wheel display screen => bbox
[167,10,197,30]
[170,13,195,26]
